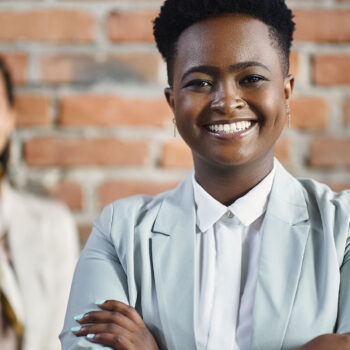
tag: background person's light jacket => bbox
[2,181,79,350]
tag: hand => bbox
[72,300,159,350]
[296,333,350,350]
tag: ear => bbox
[164,87,175,114]
[284,74,294,102]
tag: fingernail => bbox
[95,299,106,305]
[74,314,84,321]
[87,334,95,339]
[71,326,81,332]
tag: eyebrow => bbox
[181,61,271,82]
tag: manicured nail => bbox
[95,299,106,305]
[71,326,81,332]
[87,334,95,339]
[74,314,84,321]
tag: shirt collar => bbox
[192,163,276,232]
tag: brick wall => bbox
[1,0,349,246]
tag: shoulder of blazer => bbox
[297,177,350,217]
[295,177,350,266]
[107,173,193,226]
[3,180,76,238]
[94,173,194,249]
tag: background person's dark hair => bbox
[0,58,15,176]
[153,0,295,86]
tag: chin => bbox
[202,155,254,169]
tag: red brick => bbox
[15,94,51,127]
[107,10,157,42]
[290,97,329,131]
[275,138,290,164]
[98,180,179,208]
[50,181,83,211]
[345,97,350,125]
[313,54,350,86]
[59,95,171,127]
[294,9,350,42]
[160,139,193,169]
[0,53,29,85]
[40,53,162,84]
[310,137,350,168]
[24,137,150,167]
[0,10,95,42]
[290,52,300,77]
[327,182,350,192]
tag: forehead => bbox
[174,14,279,75]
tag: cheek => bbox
[257,89,286,126]
[0,112,15,156]
[175,93,206,126]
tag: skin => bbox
[0,76,15,158]
[166,14,293,205]
[73,300,159,350]
[74,14,350,350]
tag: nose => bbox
[210,86,246,114]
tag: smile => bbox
[206,120,255,134]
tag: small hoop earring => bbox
[172,118,177,137]
[286,102,291,129]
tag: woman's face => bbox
[0,75,15,155]
[165,14,294,172]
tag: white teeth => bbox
[208,121,253,134]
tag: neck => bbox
[193,152,274,206]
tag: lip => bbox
[203,119,258,140]
[203,118,258,126]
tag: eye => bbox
[240,75,268,85]
[183,79,213,89]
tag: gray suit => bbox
[60,161,350,350]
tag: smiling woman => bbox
[164,14,293,204]
[60,1,350,350]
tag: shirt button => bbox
[226,211,233,218]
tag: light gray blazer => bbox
[1,181,79,350]
[60,161,350,350]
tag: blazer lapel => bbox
[151,173,198,350]
[250,162,310,350]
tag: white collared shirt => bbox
[192,166,276,350]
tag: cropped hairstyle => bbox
[153,0,295,85]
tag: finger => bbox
[72,323,133,341]
[97,300,145,328]
[86,332,134,350]
[76,310,138,332]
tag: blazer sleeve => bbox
[337,223,350,334]
[60,204,129,350]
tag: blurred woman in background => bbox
[0,58,79,350]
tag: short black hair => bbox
[0,58,14,107]
[153,0,295,85]
[0,58,14,175]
